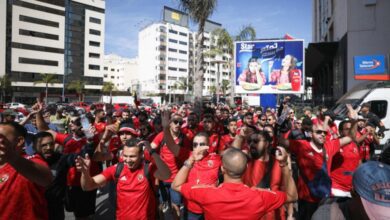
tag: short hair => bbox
[0,122,27,138]
[256,130,272,142]
[32,131,53,151]
[302,117,313,127]
[124,138,143,152]
[95,109,104,115]
[228,118,237,124]
[122,109,130,114]
[222,148,248,179]
[244,112,253,117]
[338,120,352,133]
[193,132,209,145]
[203,113,214,121]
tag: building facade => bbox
[0,0,105,103]
[103,54,138,92]
[307,0,390,105]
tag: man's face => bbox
[312,125,327,146]
[170,116,183,133]
[0,125,24,155]
[221,110,229,120]
[258,116,267,126]
[341,122,351,137]
[244,115,254,126]
[122,112,130,120]
[360,106,369,115]
[36,136,55,159]
[121,146,142,170]
[215,110,221,118]
[192,136,209,153]
[266,116,275,126]
[139,125,149,136]
[187,115,198,129]
[68,117,81,133]
[118,131,135,144]
[227,121,237,134]
[248,134,268,158]
[294,120,302,129]
[304,110,312,117]
[202,118,214,132]
[4,115,16,123]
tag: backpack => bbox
[301,146,332,199]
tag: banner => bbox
[354,55,389,80]
[234,40,304,94]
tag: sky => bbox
[105,0,312,58]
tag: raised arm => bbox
[92,124,116,162]
[76,154,107,191]
[275,147,298,203]
[161,110,181,156]
[143,141,170,180]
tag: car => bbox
[7,102,26,109]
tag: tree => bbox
[34,73,60,105]
[67,80,85,102]
[221,79,230,97]
[209,85,216,94]
[0,75,12,103]
[102,81,116,104]
[179,0,217,114]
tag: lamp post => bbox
[210,59,227,103]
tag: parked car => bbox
[7,102,26,109]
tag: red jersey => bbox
[0,154,48,220]
[330,142,360,192]
[218,134,235,152]
[356,129,373,161]
[108,136,122,164]
[102,162,156,220]
[56,133,100,186]
[94,122,107,135]
[186,153,221,213]
[208,133,221,153]
[289,139,340,202]
[181,182,287,220]
[132,116,140,129]
[152,132,191,182]
[181,126,198,143]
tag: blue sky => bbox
[105,0,312,58]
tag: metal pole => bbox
[216,62,220,103]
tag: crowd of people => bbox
[0,97,389,220]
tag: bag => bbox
[301,147,332,199]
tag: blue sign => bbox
[354,55,387,75]
[235,40,304,94]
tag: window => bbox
[179,50,187,54]
[89,17,101,24]
[111,68,115,71]
[19,29,59,40]
[179,32,187,36]
[111,76,114,79]
[169,29,178,34]
[168,39,178,43]
[179,59,187,63]
[168,76,177,80]
[103,74,107,77]
[168,67,177,71]
[19,15,59,27]
[179,68,187,72]
[89,64,100,70]
[168,57,177,61]
[179,41,187,45]
[89,29,101,36]
[89,41,100,47]
[370,100,387,119]
[104,67,108,70]
[19,57,58,66]
[168,48,177,52]
[89,53,100,58]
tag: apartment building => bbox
[103,54,138,92]
[0,0,105,103]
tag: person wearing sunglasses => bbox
[151,110,192,219]
[172,132,221,220]
[312,106,339,141]
[279,122,357,220]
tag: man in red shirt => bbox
[280,122,354,220]
[219,118,238,153]
[201,113,222,153]
[172,147,297,220]
[330,120,361,198]
[356,119,379,161]
[181,112,199,143]
[76,139,171,220]
[0,122,53,219]
[311,106,339,141]
[93,109,107,135]
[151,110,192,217]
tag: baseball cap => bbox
[353,161,390,219]
[118,120,139,136]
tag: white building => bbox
[138,7,231,102]
[0,0,105,103]
[103,54,138,92]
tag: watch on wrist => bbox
[183,160,193,168]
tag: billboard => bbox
[163,6,189,27]
[235,40,304,94]
[354,55,389,80]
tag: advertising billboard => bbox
[163,6,189,27]
[235,40,304,94]
[354,55,389,80]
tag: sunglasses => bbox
[260,119,266,121]
[295,122,302,125]
[267,119,273,121]
[172,120,183,125]
[314,130,327,135]
[193,142,207,147]
[289,112,295,114]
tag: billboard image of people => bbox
[235,40,304,94]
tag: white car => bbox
[7,102,26,109]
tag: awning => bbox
[305,42,339,77]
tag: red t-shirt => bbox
[152,132,191,182]
[56,133,100,186]
[289,139,340,202]
[0,154,48,220]
[208,133,221,153]
[94,122,107,135]
[108,136,122,164]
[218,134,235,152]
[181,182,287,220]
[102,162,156,220]
[356,129,373,161]
[330,142,360,192]
[181,126,198,143]
[186,153,221,213]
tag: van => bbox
[332,81,390,155]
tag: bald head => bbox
[222,148,248,179]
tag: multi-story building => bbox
[138,6,231,102]
[307,0,390,105]
[103,54,138,92]
[0,0,105,103]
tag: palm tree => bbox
[34,73,60,105]
[179,0,217,114]
[221,79,230,98]
[102,81,116,104]
[0,75,12,102]
[67,80,85,102]
[209,85,216,95]
[235,25,256,41]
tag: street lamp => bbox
[210,59,227,103]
